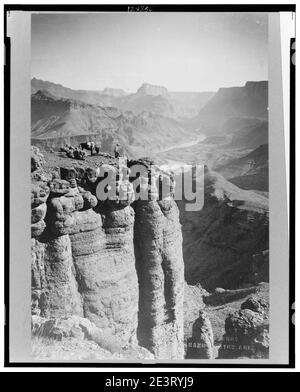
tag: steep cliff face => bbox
[136,83,170,98]
[32,175,138,345]
[31,148,184,358]
[186,81,268,134]
[177,169,269,290]
[134,197,185,359]
[69,203,138,344]
[216,144,269,192]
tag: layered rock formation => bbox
[134,197,184,359]
[136,83,170,98]
[32,78,214,122]
[70,202,138,344]
[31,89,194,157]
[32,170,138,346]
[177,169,269,290]
[31,148,184,359]
[186,81,268,134]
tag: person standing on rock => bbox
[114,143,120,159]
[90,141,96,156]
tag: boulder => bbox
[218,295,269,359]
[31,203,47,224]
[48,179,71,197]
[31,219,46,238]
[32,315,98,341]
[31,146,45,172]
[241,295,269,314]
[31,182,50,208]
[31,182,50,237]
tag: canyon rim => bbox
[29,11,271,362]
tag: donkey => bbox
[79,141,96,156]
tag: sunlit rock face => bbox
[134,197,185,359]
[32,177,139,345]
[31,150,184,358]
[42,234,84,318]
[69,203,138,345]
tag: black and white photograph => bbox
[3,4,296,370]
[30,11,270,361]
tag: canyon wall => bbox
[177,169,269,290]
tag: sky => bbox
[31,12,268,92]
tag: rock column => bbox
[134,197,185,359]
[186,310,214,359]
